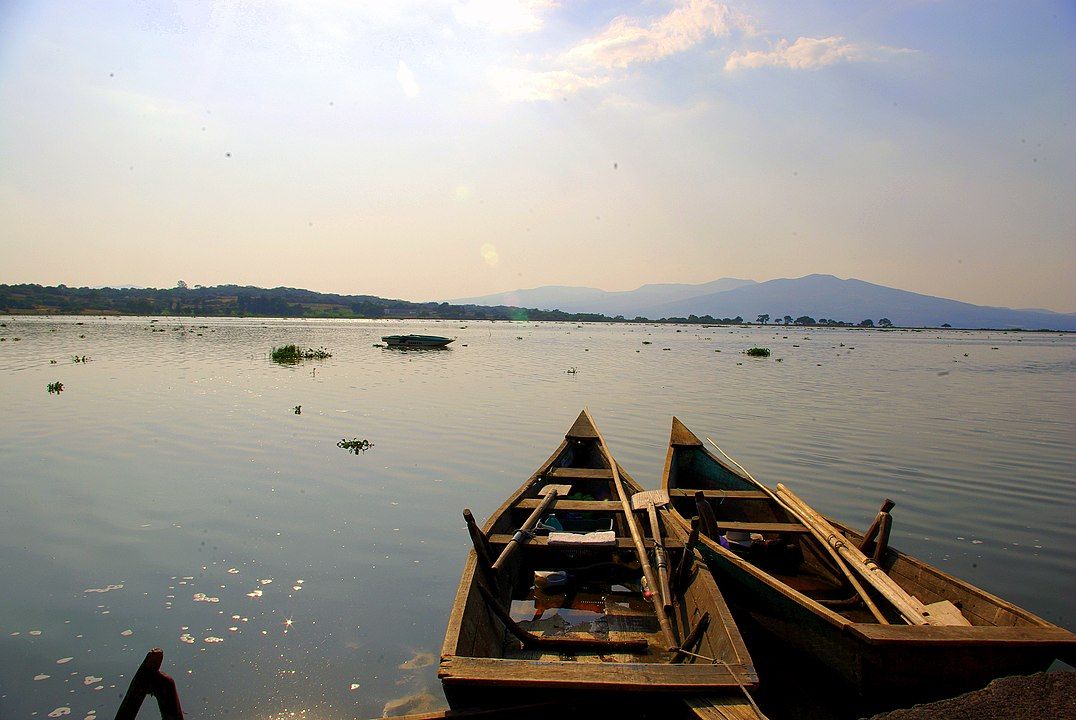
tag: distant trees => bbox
[794,315,816,325]
[783,315,793,325]
[756,314,770,324]
[878,318,893,328]
[858,319,874,327]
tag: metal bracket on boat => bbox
[511,529,536,544]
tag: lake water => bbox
[1,317,1073,719]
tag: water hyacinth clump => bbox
[270,345,332,364]
[337,438,373,454]
[47,381,64,394]
[745,347,771,357]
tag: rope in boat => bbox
[675,648,770,720]
[705,437,760,486]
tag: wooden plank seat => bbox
[440,656,757,689]
[515,499,623,511]
[670,489,769,500]
[710,522,807,534]
[487,534,686,550]
[545,468,613,480]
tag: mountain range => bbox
[453,275,1076,330]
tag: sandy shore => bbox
[867,672,1075,720]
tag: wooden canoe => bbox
[381,334,454,348]
[661,416,1076,703]
[439,410,757,712]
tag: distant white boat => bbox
[381,334,454,348]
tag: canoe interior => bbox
[661,417,1076,705]
[440,411,755,705]
[664,421,1061,630]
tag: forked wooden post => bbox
[872,512,893,565]
[114,648,183,720]
[694,491,719,537]
[776,484,933,625]
[670,612,711,664]
[673,517,700,591]
[858,499,896,554]
[463,509,497,585]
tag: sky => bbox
[0,1,1073,311]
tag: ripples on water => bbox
[0,317,1073,718]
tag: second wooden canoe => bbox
[661,416,1075,704]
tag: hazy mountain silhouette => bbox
[455,275,1076,330]
[452,278,756,317]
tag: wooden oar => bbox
[632,489,673,612]
[704,437,890,626]
[775,484,936,626]
[492,485,563,573]
[586,408,679,651]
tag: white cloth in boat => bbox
[547,530,617,546]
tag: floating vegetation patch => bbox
[47,381,64,394]
[72,355,89,363]
[745,347,771,357]
[270,344,332,364]
[338,438,374,454]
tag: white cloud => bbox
[725,36,913,72]
[490,67,609,102]
[397,60,420,97]
[564,0,753,69]
[453,0,558,35]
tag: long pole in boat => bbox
[586,408,679,651]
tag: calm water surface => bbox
[1,317,1073,719]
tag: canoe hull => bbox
[381,334,454,348]
[663,416,1075,706]
[694,537,1065,703]
[440,410,756,711]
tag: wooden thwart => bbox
[546,467,612,480]
[439,656,756,689]
[515,499,621,511]
[486,534,685,550]
[670,489,769,500]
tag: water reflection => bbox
[0,317,1072,718]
